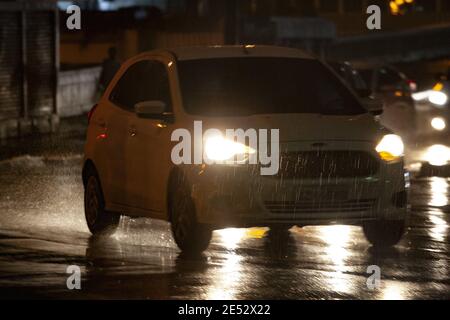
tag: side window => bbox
[109,61,146,111]
[109,60,172,112]
[140,61,172,110]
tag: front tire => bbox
[84,173,120,234]
[169,173,212,253]
[363,220,405,247]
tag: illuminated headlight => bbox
[425,144,450,166]
[375,134,404,162]
[204,136,256,162]
[429,91,448,106]
[431,117,446,131]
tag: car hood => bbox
[186,113,388,142]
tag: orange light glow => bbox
[433,82,444,91]
[390,1,399,15]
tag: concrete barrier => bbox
[58,66,101,118]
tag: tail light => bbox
[87,104,98,124]
[406,79,417,92]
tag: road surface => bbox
[0,150,448,299]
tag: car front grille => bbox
[264,199,376,214]
[274,150,380,179]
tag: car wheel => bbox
[84,173,120,234]
[363,220,405,247]
[169,174,212,253]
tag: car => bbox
[355,63,417,140]
[327,61,369,96]
[83,45,409,253]
[412,74,450,136]
[327,61,379,114]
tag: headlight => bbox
[375,134,404,162]
[425,144,450,166]
[204,135,256,163]
[429,91,448,106]
[431,117,446,131]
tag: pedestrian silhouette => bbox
[98,47,121,94]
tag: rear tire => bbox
[363,220,405,247]
[84,173,120,234]
[169,173,212,253]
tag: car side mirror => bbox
[135,100,166,116]
[134,100,174,123]
[362,97,384,116]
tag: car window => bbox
[144,61,172,109]
[178,57,366,116]
[109,60,172,112]
[109,61,144,111]
[349,69,367,91]
[332,63,367,91]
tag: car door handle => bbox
[129,127,137,137]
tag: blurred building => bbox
[58,0,450,66]
[0,0,59,139]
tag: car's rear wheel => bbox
[84,173,120,234]
[363,220,405,247]
[169,173,212,253]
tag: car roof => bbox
[143,45,315,61]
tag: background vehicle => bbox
[83,46,408,253]
[327,61,369,96]
[412,73,450,136]
[355,64,417,141]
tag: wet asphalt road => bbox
[0,151,448,300]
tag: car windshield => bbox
[330,63,368,92]
[177,57,366,117]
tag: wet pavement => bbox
[0,116,449,299]
[0,152,448,300]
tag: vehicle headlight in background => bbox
[425,144,450,166]
[412,86,448,107]
[375,134,404,162]
[428,91,448,106]
[431,117,446,131]
[204,135,256,162]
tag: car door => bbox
[104,61,145,206]
[125,58,175,216]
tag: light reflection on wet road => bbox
[0,155,448,299]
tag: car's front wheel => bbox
[363,220,406,247]
[169,173,212,253]
[84,173,120,234]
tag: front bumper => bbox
[181,160,408,229]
